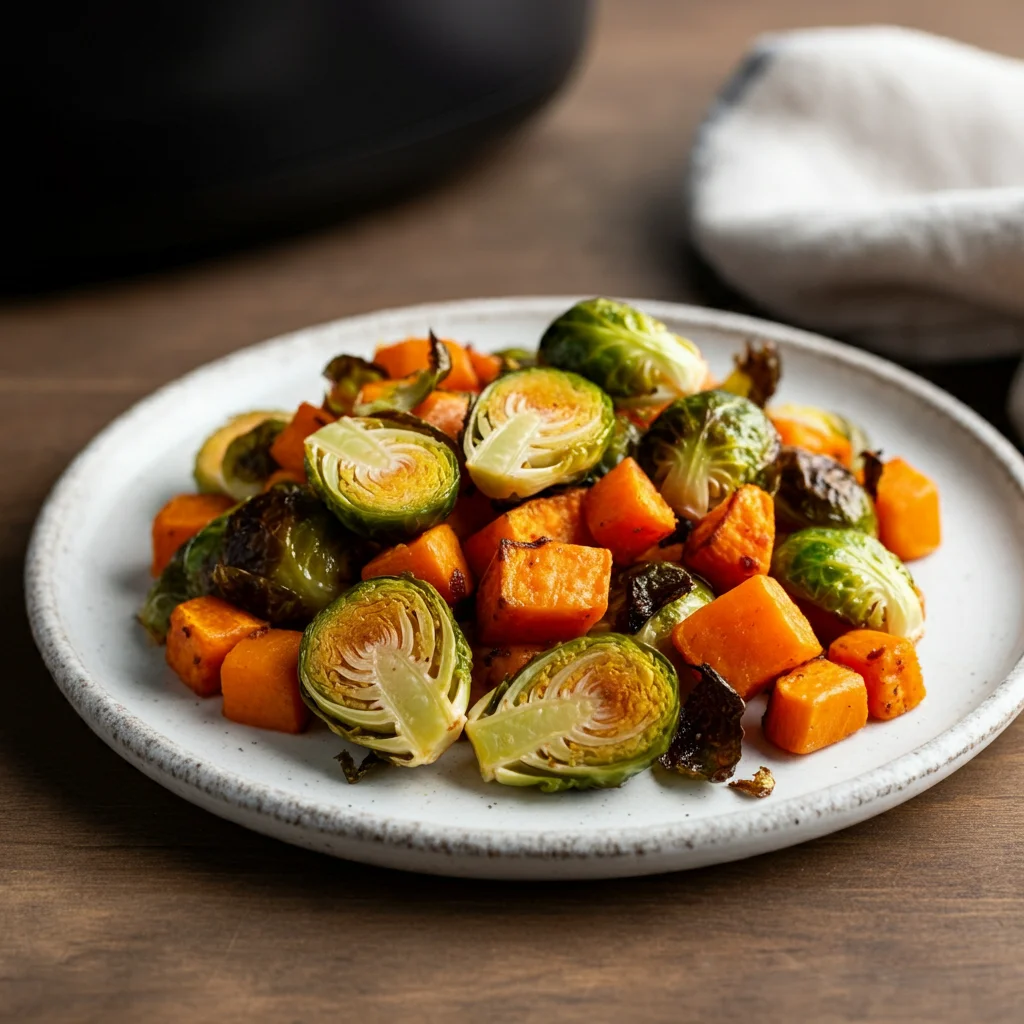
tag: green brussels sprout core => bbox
[465,633,679,791]
[463,367,614,500]
[637,390,780,521]
[299,576,472,767]
[772,527,924,640]
[538,298,708,407]
[305,417,459,540]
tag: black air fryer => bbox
[4,1,592,290]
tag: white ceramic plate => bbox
[26,298,1024,879]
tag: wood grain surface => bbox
[3,2,1023,1021]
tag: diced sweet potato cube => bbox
[874,458,941,562]
[374,337,479,391]
[151,493,234,577]
[361,523,474,605]
[828,629,926,720]
[221,629,309,733]
[769,415,853,466]
[412,391,471,440]
[470,644,548,705]
[467,348,502,386]
[445,488,499,542]
[672,575,822,699]
[476,540,612,645]
[763,659,868,754]
[464,487,592,580]
[584,457,676,564]
[269,402,336,478]
[683,484,774,592]
[166,597,267,698]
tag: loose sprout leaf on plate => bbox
[465,633,679,792]
[305,415,460,540]
[771,527,925,641]
[538,297,709,407]
[354,331,452,416]
[323,354,387,416]
[729,766,776,798]
[335,748,385,784]
[299,576,472,767]
[637,390,780,521]
[774,446,877,534]
[720,340,781,408]
[463,367,614,500]
[659,663,745,783]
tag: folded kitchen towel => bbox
[686,26,1024,433]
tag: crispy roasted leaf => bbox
[774,446,877,534]
[354,331,452,415]
[861,449,885,500]
[659,663,744,782]
[609,562,695,635]
[721,340,781,408]
[335,749,385,784]
[728,766,776,798]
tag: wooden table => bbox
[4,2,1023,1020]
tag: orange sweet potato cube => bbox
[166,597,267,698]
[476,540,612,645]
[828,629,926,720]
[269,402,336,478]
[221,629,309,734]
[151,493,234,577]
[672,575,822,699]
[361,523,474,605]
[875,458,941,562]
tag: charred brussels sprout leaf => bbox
[335,748,385,784]
[637,390,780,520]
[221,418,287,499]
[354,332,452,416]
[194,410,290,497]
[729,766,776,798]
[774,447,877,534]
[305,416,460,540]
[463,367,613,500]
[138,511,231,641]
[216,483,364,625]
[299,576,472,767]
[659,663,744,783]
[323,355,387,416]
[720,340,781,408]
[539,298,708,407]
[772,527,924,640]
[465,634,679,792]
[595,412,643,477]
[606,561,698,635]
[633,575,714,657]
[860,449,885,500]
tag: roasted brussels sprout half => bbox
[214,483,365,625]
[354,332,452,416]
[637,390,780,520]
[539,298,708,407]
[463,367,614,500]
[659,663,744,783]
[601,561,703,636]
[323,355,387,416]
[595,411,643,477]
[633,575,715,658]
[720,340,780,408]
[774,447,877,534]
[194,410,289,497]
[305,416,460,539]
[772,527,924,640]
[465,633,679,792]
[139,511,231,641]
[540,296,708,407]
[299,576,472,767]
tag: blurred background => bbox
[3,0,1023,436]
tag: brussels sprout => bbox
[463,367,614,500]
[299,576,472,767]
[774,446,877,534]
[637,390,780,521]
[194,410,290,496]
[305,416,460,539]
[602,561,701,635]
[633,576,715,656]
[323,355,387,416]
[772,527,924,640]
[720,340,780,408]
[771,403,871,468]
[659,663,744,783]
[465,633,679,792]
[214,483,365,624]
[594,412,642,477]
[139,511,231,641]
[539,298,708,407]
[354,332,452,416]
[220,418,288,500]
[494,347,538,373]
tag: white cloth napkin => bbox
[687,26,1024,433]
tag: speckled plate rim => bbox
[24,297,1024,879]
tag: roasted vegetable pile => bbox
[141,299,942,792]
